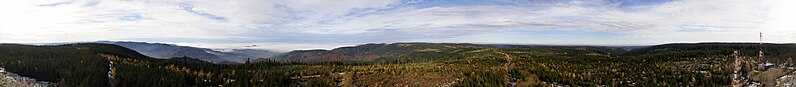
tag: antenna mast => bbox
[758,31,764,64]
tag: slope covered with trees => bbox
[274,43,486,64]
[0,43,148,86]
[624,43,796,64]
[2,42,792,86]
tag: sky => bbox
[1,0,794,52]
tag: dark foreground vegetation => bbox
[1,42,795,86]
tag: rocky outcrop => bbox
[0,67,58,87]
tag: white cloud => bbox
[0,0,793,51]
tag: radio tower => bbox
[758,31,764,65]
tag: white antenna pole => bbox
[758,30,764,65]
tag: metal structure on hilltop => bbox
[758,31,764,65]
[757,31,774,71]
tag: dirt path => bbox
[497,50,515,87]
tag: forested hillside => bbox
[0,43,294,86]
[624,43,796,64]
[274,43,486,64]
[274,43,632,64]
[1,42,791,86]
[0,43,145,86]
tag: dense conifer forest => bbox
[1,43,795,86]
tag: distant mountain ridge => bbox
[272,43,481,63]
[95,41,280,63]
[271,42,796,64]
[271,42,637,64]
[621,42,796,64]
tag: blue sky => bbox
[0,0,794,51]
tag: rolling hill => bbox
[2,42,794,86]
[0,43,150,86]
[623,43,796,64]
[95,41,281,63]
[274,42,635,64]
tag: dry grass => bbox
[416,49,441,52]
[751,68,789,86]
[351,72,457,87]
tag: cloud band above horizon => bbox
[1,0,794,51]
